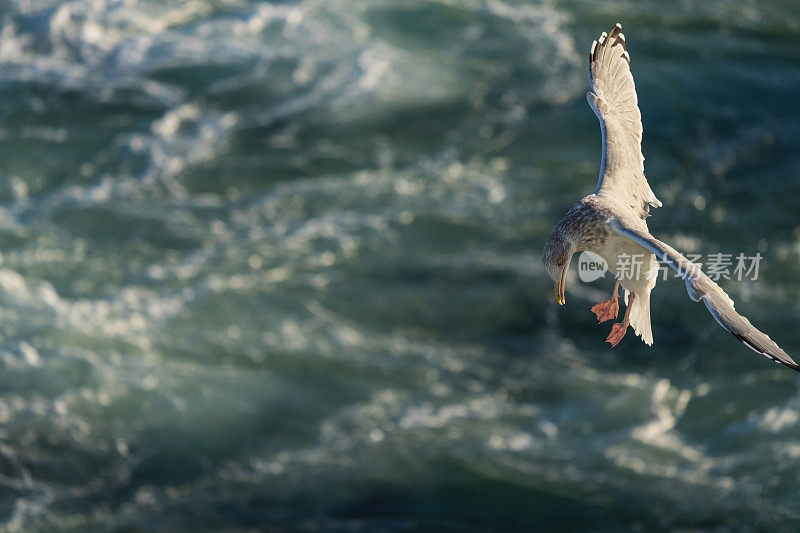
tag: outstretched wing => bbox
[611,219,799,371]
[588,23,661,218]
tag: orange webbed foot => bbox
[591,280,620,323]
[605,321,629,347]
[590,298,619,323]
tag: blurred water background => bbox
[0,0,800,530]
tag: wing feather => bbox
[611,219,799,371]
[588,23,661,218]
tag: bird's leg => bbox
[590,279,620,323]
[606,292,635,347]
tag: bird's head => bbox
[542,228,576,306]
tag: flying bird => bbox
[542,23,798,371]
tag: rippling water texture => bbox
[1,0,800,530]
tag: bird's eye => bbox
[557,259,564,266]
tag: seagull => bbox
[541,23,799,371]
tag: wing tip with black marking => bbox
[732,332,800,372]
[589,23,626,64]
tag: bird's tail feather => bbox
[629,291,653,345]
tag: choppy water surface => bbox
[1,0,800,529]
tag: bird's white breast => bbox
[591,231,658,296]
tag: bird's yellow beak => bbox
[554,269,566,305]
[554,284,564,305]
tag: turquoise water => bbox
[1,0,800,529]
